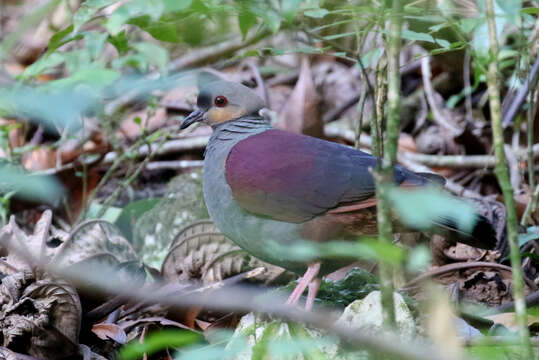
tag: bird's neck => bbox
[211,115,272,138]
[206,115,271,157]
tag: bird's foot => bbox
[285,262,321,310]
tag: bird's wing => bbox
[225,129,430,223]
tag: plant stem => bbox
[522,87,536,225]
[355,80,368,149]
[374,0,403,329]
[485,0,532,355]
[373,60,386,159]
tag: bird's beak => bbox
[180,109,204,129]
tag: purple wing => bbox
[225,129,427,223]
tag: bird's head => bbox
[180,80,265,129]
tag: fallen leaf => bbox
[118,108,168,140]
[92,323,128,344]
[22,147,57,171]
[277,57,322,137]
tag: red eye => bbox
[214,96,228,107]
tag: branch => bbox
[485,0,532,354]
[168,30,270,71]
[502,55,539,128]
[401,143,539,168]
[374,0,404,329]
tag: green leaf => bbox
[260,9,281,33]
[458,17,482,33]
[134,42,169,71]
[74,0,118,32]
[519,226,539,247]
[313,267,379,308]
[359,47,383,69]
[279,238,405,265]
[238,10,258,39]
[406,245,432,273]
[304,8,329,18]
[163,0,192,12]
[386,186,477,234]
[128,15,179,42]
[281,0,302,23]
[435,38,451,49]
[429,23,447,32]
[85,203,123,223]
[0,163,64,204]
[469,0,520,57]
[287,323,326,360]
[119,330,201,360]
[402,29,435,43]
[47,68,120,89]
[252,321,281,360]
[105,0,164,35]
[521,7,539,14]
[108,31,129,55]
[48,25,75,53]
[84,31,108,59]
[323,32,355,41]
[20,53,66,79]
[115,198,160,240]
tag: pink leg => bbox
[285,262,321,307]
[305,277,321,311]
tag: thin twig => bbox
[521,183,539,226]
[168,30,270,71]
[96,136,169,218]
[485,0,532,354]
[463,50,473,124]
[523,85,537,224]
[421,57,462,135]
[145,160,204,171]
[355,80,368,149]
[402,261,536,290]
[502,55,539,128]
[401,143,539,168]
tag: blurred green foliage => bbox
[0,1,537,359]
[118,329,202,360]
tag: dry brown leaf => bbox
[461,271,512,306]
[161,220,293,285]
[119,316,192,332]
[443,243,486,262]
[92,323,128,344]
[22,147,57,171]
[277,57,322,137]
[398,133,417,153]
[118,108,169,141]
[2,210,53,272]
[195,319,211,331]
[53,220,139,269]
[0,272,81,359]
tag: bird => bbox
[180,79,497,310]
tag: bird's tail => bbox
[388,186,498,250]
[431,213,498,249]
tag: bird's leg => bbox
[305,277,321,311]
[285,262,321,307]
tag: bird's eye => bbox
[214,96,228,107]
